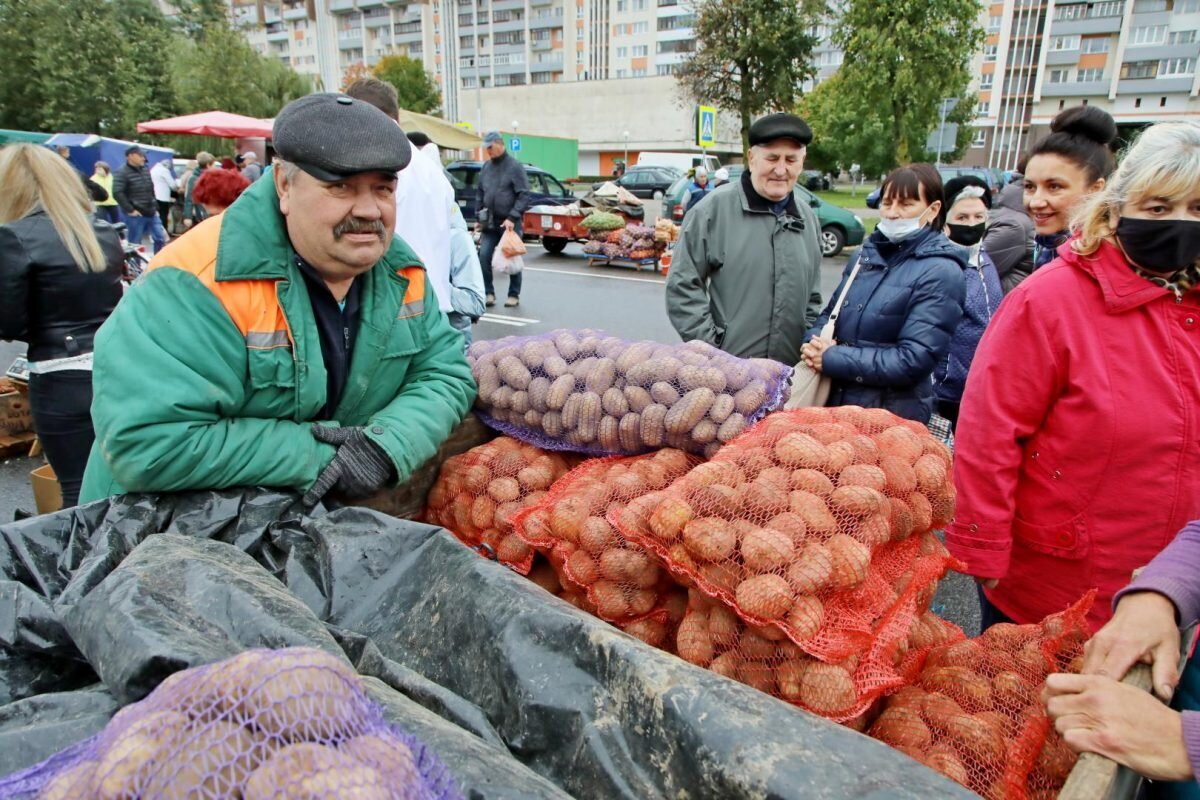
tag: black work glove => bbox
[303,425,395,506]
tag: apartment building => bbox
[965,0,1200,170]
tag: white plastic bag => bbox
[492,248,524,276]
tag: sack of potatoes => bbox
[467,330,792,457]
[423,436,583,573]
[513,449,698,634]
[868,596,1093,800]
[21,647,460,800]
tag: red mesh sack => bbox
[868,594,1094,800]
[423,436,582,572]
[513,449,698,627]
[0,647,460,800]
[612,407,956,658]
[467,330,792,457]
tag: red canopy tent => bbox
[137,111,274,139]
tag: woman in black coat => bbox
[801,164,966,423]
[0,144,124,507]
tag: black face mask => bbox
[1116,217,1200,274]
[947,222,986,247]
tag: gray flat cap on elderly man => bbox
[272,93,413,181]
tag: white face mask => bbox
[877,215,926,242]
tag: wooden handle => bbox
[1057,663,1154,800]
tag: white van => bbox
[637,151,721,174]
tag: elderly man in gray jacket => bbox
[476,130,529,308]
[666,113,823,367]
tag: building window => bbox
[980,72,994,88]
[632,44,648,56]
[1120,60,1158,78]
[615,68,627,77]
[1161,95,1169,105]
[1055,3,1087,20]
[987,14,1002,31]
[633,0,647,9]
[616,46,627,57]
[1178,0,1200,11]
[656,39,695,54]
[983,44,998,62]
[658,14,696,30]
[532,72,553,83]
[971,129,987,147]
[632,67,646,76]
[1090,1,1124,16]
[1048,68,1070,82]
[1051,34,1081,50]
[1160,57,1196,75]
[977,100,990,114]
[1082,36,1111,53]
[1077,67,1105,81]
[616,0,626,10]
[1129,25,1168,45]
[1170,29,1197,43]
[656,64,675,75]
[1133,0,1170,10]
[632,21,648,33]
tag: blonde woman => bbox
[947,121,1200,633]
[0,143,123,507]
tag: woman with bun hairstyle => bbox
[1023,105,1117,270]
[946,121,1200,634]
[933,175,1002,430]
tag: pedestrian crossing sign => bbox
[697,105,716,148]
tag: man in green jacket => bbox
[80,93,476,506]
[665,112,823,367]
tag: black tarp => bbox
[0,490,974,799]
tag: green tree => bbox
[675,0,824,153]
[803,0,983,175]
[172,24,309,119]
[373,55,441,116]
[112,0,181,138]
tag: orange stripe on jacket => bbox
[398,265,426,319]
[147,215,293,349]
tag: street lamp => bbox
[623,130,630,171]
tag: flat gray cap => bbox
[273,93,412,181]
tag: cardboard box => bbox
[0,378,32,437]
[31,464,61,515]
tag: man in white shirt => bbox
[149,158,177,233]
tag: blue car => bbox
[445,160,575,225]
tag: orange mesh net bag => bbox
[423,436,582,572]
[513,449,698,631]
[611,407,957,660]
[867,594,1094,800]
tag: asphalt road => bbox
[0,205,982,635]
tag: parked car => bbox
[801,169,831,191]
[636,151,721,173]
[445,160,575,225]
[592,166,682,199]
[864,165,996,209]
[666,166,865,257]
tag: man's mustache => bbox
[333,217,386,239]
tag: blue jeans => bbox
[977,584,1014,634]
[479,227,522,299]
[125,212,166,254]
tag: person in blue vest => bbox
[684,166,712,213]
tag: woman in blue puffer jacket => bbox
[933,175,1003,430]
[801,163,966,423]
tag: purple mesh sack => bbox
[468,329,793,458]
[0,647,461,800]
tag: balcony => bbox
[1044,48,1079,64]
[1040,78,1109,96]
[1119,76,1194,92]
[283,6,309,20]
[1130,10,1172,25]
[267,28,291,42]
[365,14,393,28]
[531,37,552,50]
[491,17,525,33]
[1050,16,1123,34]
[339,31,364,48]
[529,15,562,29]
[530,56,564,71]
[329,0,355,11]
[1125,41,1199,60]
[358,0,386,8]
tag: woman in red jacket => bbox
[947,120,1200,633]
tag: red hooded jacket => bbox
[946,238,1200,631]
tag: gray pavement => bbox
[0,229,981,636]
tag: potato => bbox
[790,468,834,497]
[940,639,984,670]
[648,496,693,543]
[945,712,1006,765]
[708,394,736,424]
[877,425,924,464]
[786,542,833,595]
[675,613,715,666]
[773,432,828,469]
[683,517,738,562]
[623,617,669,648]
[640,403,669,447]
[650,381,680,407]
[707,604,741,647]
[907,491,934,532]
[831,485,887,517]
[924,744,969,785]
[799,663,856,715]
[735,574,793,620]
[592,580,633,618]
[699,562,741,594]
[487,477,521,504]
[665,388,717,435]
[496,534,532,564]
[827,534,871,590]
[914,453,949,493]
[709,652,742,680]
[741,526,795,574]
[1035,731,1077,783]
[923,666,992,713]
[870,706,932,750]
[340,734,418,793]
[687,461,745,488]
[244,743,391,800]
[599,548,639,582]
[575,392,603,442]
[578,516,618,555]
[95,710,189,800]
[234,649,366,743]
[566,549,600,585]
[142,720,270,800]
[470,494,498,531]
[585,358,618,394]
[790,493,838,537]
[733,384,768,415]
[878,455,918,494]
[846,434,881,464]
[787,595,825,641]
[837,464,887,492]
[853,514,892,548]
[496,355,532,391]
[716,413,747,443]
[37,759,98,800]
[597,415,621,451]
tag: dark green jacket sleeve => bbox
[363,277,477,483]
[665,211,721,346]
[90,268,336,493]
